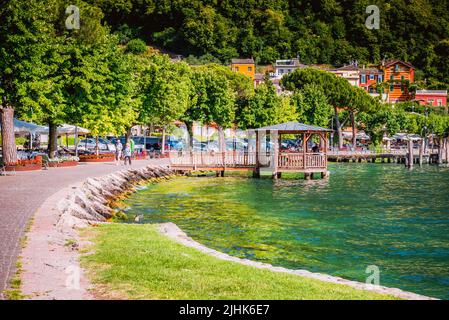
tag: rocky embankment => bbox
[57,166,174,229]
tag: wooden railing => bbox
[170,151,327,170]
[169,151,257,168]
[278,153,326,169]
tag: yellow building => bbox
[231,58,255,80]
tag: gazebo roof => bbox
[255,122,332,132]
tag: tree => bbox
[72,37,138,154]
[282,68,379,148]
[139,55,192,153]
[0,0,60,162]
[0,0,111,159]
[185,65,236,152]
[237,80,297,129]
[291,84,333,127]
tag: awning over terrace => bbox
[0,118,48,135]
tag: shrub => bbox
[126,39,147,54]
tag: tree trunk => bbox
[218,126,226,153]
[350,110,357,149]
[125,127,132,143]
[48,121,58,159]
[0,106,18,164]
[334,106,343,149]
[95,136,99,156]
[186,122,194,152]
[161,126,166,154]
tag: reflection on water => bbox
[122,164,449,299]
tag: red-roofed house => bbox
[414,90,447,107]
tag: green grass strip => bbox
[81,224,398,300]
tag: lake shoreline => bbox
[18,165,437,300]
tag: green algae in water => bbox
[122,164,449,299]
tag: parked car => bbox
[108,136,149,152]
[193,142,208,151]
[166,139,184,151]
[77,138,116,152]
[144,136,162,151]
[226,138,247,151]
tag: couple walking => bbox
[115,139,134,166]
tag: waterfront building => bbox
[330,63,360,87]
[379,60,415,103]
[274,58,304,78]
[414,90,447,107]
[231,58,255,80]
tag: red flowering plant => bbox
[7,156,42,167]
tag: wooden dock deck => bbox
[169,122,332,179]
[169,151,328,178]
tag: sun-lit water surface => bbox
[122,164,449,299]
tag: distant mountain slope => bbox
[89,0,449,88]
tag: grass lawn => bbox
[81,223,398,300]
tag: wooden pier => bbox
[327,149,440,165]
[169,122,331,179]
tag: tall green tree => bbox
[283,68,379,148]
[291,84,333,127]
[139,54,192,153]
[237,80,297,129]
[0,0,59,162]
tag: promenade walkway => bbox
[0,159,168,299]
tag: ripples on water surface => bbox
[122,164,449,299]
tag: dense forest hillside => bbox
[88,0,449,88]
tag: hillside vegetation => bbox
[89,0,449,88]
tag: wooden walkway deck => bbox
[169,151,328,178]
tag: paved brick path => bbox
[0,159,168,299]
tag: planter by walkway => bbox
[48,161,79,168]
[5,157,43,171]
[5,163,42,171]
[79,154,115,163]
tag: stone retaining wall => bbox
[56,166,173,229]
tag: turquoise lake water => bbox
[122,164,449,299]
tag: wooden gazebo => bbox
[169,122,331,179]
[254,122,331,179]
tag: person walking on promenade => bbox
[124,142,132,166]
[115,139,123,166]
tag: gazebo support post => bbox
[406,139,414,168]
[74,126,78,157]
[419,138,424,166]
[272,131,279,179]
[253,130,260,178]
